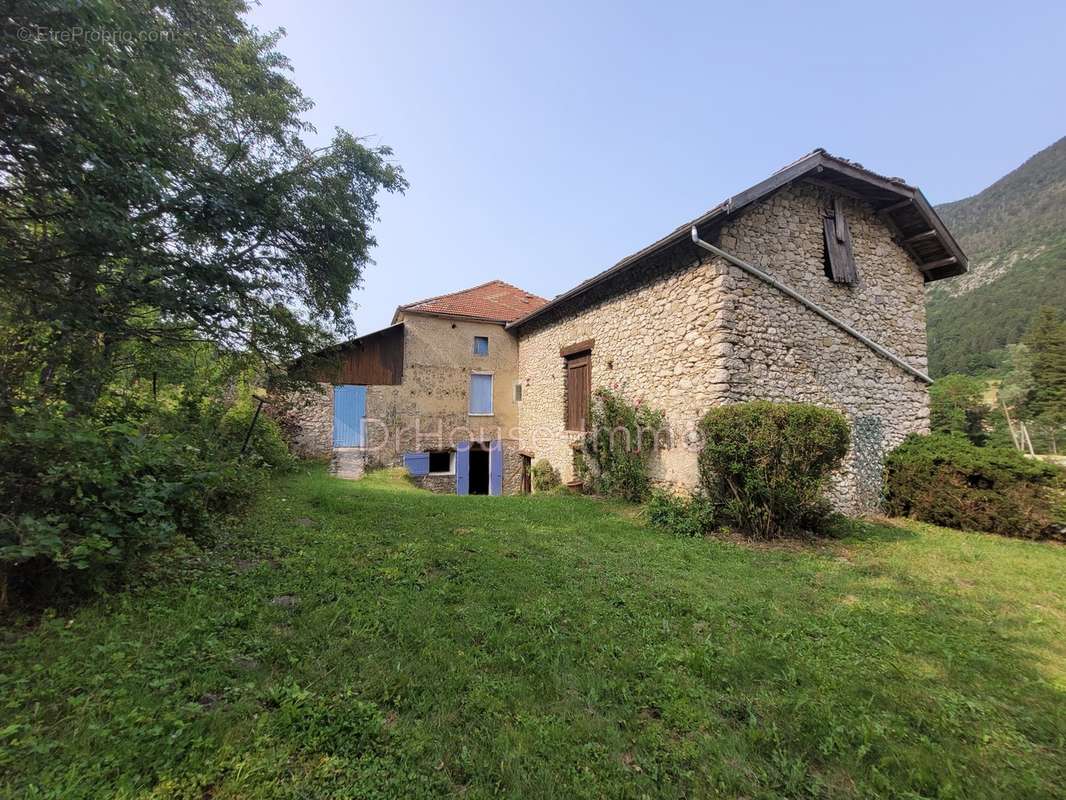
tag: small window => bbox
[514,382,523,402]
[428,450,453,474]
[473,336,489,356]
[469,372,493,415]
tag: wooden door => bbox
[521,455,532,494]
[565,354,590,431]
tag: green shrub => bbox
[579,388,666,502]
[646,489,717,537]
[220,399,296,469]
[0,399,277,608]
[884,433,1064,539]
[697,401,850,538]
[531,459,559,493]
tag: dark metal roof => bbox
[507,149,968,330]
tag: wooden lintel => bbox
[902,229,938,245]
[560,338,595,358]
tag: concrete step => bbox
[331,447,366,481]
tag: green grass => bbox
[2,467,1065,799]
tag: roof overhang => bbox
[393,308,511,326]
[507,149,968,331]
[294,321,405,365]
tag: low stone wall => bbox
[412,474,456,494]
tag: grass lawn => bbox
[2,466,1064,799]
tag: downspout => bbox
[690,227,933,384]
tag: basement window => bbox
[823,197,858,285]
[473,336,489,356]
[428,450,454,474]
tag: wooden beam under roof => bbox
[902,229,939,245]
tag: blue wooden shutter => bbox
[489,440,503,496]
[455,442,470,495]
[403,452,429,476]
[469,373,493,414]
[333,385,366,446]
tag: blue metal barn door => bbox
[455,442,470,495]
[332,385,366,447]
[489,440,503,496]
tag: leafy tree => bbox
[929,373,989,445]
[0,0,405,415]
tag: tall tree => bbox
[1022,308,1066,416]
[1020,307,1066,452]
[0,1,405,414]
[929,373,989,445]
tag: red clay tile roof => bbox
[398,280,548,324]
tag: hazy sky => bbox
[247,0,1066,334]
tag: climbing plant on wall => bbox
[577,388,666,502]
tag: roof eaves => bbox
[509,149,965,330]
[401,308,511,325]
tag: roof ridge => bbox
[399,279,505,311]
[397,278,549,324]
[401,279,547,312]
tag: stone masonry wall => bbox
[716,183,929,512]
[517,182,930,514]
[269,384,332,459]
[517,247,732,488]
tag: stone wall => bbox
[715,183,929,513]
[517,245,730,489]
[412,473,456,494]
[268,384,332,459]
[359,314,523,494]
[516,182,930,514]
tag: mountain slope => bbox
[928,136,1066,375]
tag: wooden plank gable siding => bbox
[823,197,858,285]
[307,324,404,385]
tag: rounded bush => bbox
[531,459,559,493]
[884,433,1064,539]
[697,401,850,538]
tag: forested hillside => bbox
[928,137,1066,375]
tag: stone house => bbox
[278,149,967,511]
[274,280,547,494]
